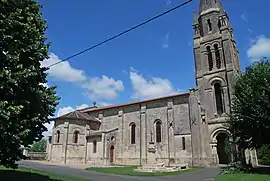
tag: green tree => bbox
[0,0,59,168]
[228,58,270,151]
[257,144,270,165]
[29,139,47,152]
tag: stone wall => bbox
[85,93,191,166]
[23,148,47,160]
[87,136,103,165]
[48,93,193,166]
[49,119,96,164]
[26,152,47,160]
[50,144,63,163]
[174,135,192,165]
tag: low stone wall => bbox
[26,152,47,160]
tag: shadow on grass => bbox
[0,170,62,181]
[250,166,270,175]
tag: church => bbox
[46,0,258,167]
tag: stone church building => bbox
[46,0,258,167]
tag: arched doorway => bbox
[109,145,114,164]
[216,133,231,164]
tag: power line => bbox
[48,0,192,68]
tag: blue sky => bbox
[40,0,270,134]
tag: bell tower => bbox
[193,0,240,120]
[190,0,241,166]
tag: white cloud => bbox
[98,102,112,106]
[129,69,178,100]
[162,32,170,49]
[56,104,89,117]
[84,75,124,100]
[42,53,125,102]
[247,35,270,62]
[40,83,49,88]
[41,53,87,83]
[240,12,248,22]
[57,106,74,117]
[43,121,54,137]
[76,104,89,110]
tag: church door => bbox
[217,133,231,164]
[110,145,114,164]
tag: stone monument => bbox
[134,131,188,172]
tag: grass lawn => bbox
[0,166,89,181]
[86,166,201,176]
[216,173,270,181]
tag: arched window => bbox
[218,19,221,29]
[73,131,79,143]
[207,19,212,32]
[207,46,213,71]
[182,137,186,150]
[56,130,60,143]
[206,0,209,5]
[214,83,224,115]
[93,140,97,153]
[130,123,136,144]
[214,44,221,69]
[156,121,162,143]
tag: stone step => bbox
[134,163,189,173]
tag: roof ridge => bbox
[81,92,189,113]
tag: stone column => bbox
[84,125,90,163]
[140,104,147,165]
[203,53,208,72]
[50,134,54,162]
[205,89,214,119]
[63,121,69,164]
[210,139,218,165]
[118,110,124,164]
[103,133,110,165]
[167,100,175,165]
[211,48,216,71]
[101,133,106,164]
[219,47,225,69]
[222,87,230,115]
[99,113,103,129]
[46,136,52,161]
[189,88,201,165]
[212,85,218,118]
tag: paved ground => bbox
[18,160,220,181]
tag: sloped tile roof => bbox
[57,110,100,122]
[81,92,189,113]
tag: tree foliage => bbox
[29,139,47,152]
[228,58,270,150]
[257,144,270,165]
[0,0,59,168]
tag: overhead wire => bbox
[47,0,192,68]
